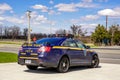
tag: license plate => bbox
[25,49,33,53]
[25,60,31,64]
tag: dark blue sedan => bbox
[18,37,99,73]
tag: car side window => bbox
[62,40,77,47]
[75,40,85,49]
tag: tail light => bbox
[38,46,51,53]
[19,47,23,52]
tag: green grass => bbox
[0,52,17,63]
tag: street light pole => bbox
[27,10,31,44]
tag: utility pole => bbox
[106,15,108,30]
[111,27,114,45]
[27,10,31,44]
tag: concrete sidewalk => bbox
[0,63,120,80]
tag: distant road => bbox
[0,47,19,53]
[0,44,120,64]
[92,46,120,64]
[0,44,20,53]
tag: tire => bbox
[89,55,99,68]
[26,65,38,70]
[57,57,70,73]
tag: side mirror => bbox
[86,46,90,49]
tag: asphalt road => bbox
[0,44,120,64]
[0,63,120,80]
[92,46,120,64]
[0,44,20,53]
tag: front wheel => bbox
[57,57,70,73]
[90,55,99,68]
[26,65,38,70]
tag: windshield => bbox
[35,38,66,46]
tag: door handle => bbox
[67,48,70,50]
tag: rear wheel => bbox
[57,57,69,73]
[90,55,99,68]
[26,65,38,70]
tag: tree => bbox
[70,25,78,36]
[55,29,66,34]
[23,28,28,40]
[91,24,110,46]
[4,26,9,37]
[9,26,21,40]
[70,24,87,37]
[78,27,87,36]
[109,25,120,45]
[0,25,3,39]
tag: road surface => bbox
[92,46,120,64]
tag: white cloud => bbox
[35,15,47,23]
[70,15,99,24]
[55,2,97,12]
[55,3,78,12]
[30,11,39,18]
[49,0,54,4]
[70,19,80,24]
[0,3,12,11]
[5,16,25,24]
[27,12,56,25]
[82,15,99,20]
[82,0,108,3]
[98,9,116,16]
[98,8,120,17]
[0,22,3,25]
[48,10,55,15]
[0,13,55,29]
[76,2,97,8]
[114,7,120,10]
[32,4,48,12]
[0,3,12,14]
[98,0,108,2]
[47,20,56,26]
[80,23,97,28]
[82,0,93,3]
[31,25,57,34]
[31,4,58,15]
[0,17,5,21]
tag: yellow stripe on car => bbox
[20,53,38,56]
[20,53,26,55]
[53,46,84,50]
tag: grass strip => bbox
[0,52,17,63]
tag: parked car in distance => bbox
[18,37,99,73]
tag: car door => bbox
[62,39,82,65]
[75,40,90,64]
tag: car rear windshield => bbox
[35,38,66,46]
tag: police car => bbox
[18,37,99,73]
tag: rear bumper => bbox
[18,57,58,68]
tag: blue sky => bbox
[0,0,120,35]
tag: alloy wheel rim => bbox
[61,58,68,71]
